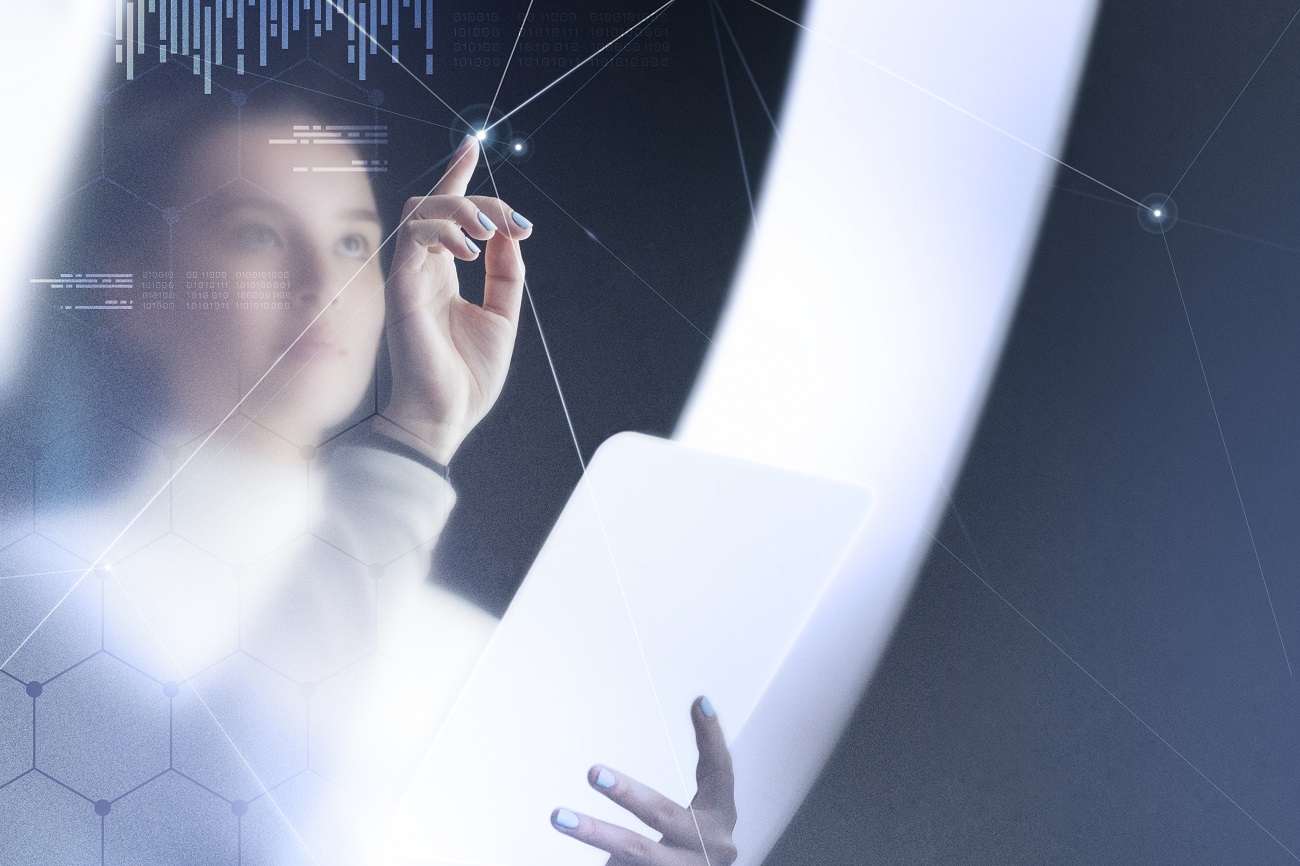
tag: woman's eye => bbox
[233,223,282,251]
[335,234,370,259]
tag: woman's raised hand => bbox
[380,134,533,464]
[551,697,739,866]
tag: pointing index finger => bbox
[432,135,479,197]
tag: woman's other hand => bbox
[551,697,738,866]
[381,134,534,464]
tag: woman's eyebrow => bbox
[337,207,382,224]
[209,194,291,217]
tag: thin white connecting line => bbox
[321,0,472,131]
[713,2,779,142]
[1157,229,1292,676]
[737,0,1146,210]
[499,158,713,344]
[732,0,1291,683]
[105,571,324,864]
[200,0,711,429]
[480,146,716,866]
[1167,3,1300,199]
[927,525,1300,861]
[484,0,678,135]
[708,0,757,230]
[44,4,835,860]
[1029,181,1300,259]
[718,0,1296,846]
[2,117,485,662]
[483,0,536,127]
[0,568,90,582]
[1,138,486,863]
[518,9,666,144]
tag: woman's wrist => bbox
[365,413,460,470]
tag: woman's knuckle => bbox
[618,834,656,862]
[651,797,679,827]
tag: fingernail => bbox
[552,808,579,830]
[459,133,475,151]
[464,236,481,254]
[511,211,532,229]
[594,767,615,789]
[700,696,716,719]
[477,212,498,233]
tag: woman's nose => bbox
[289,246,332,309]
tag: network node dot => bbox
[162,682,179,699]
[230,89,248,107]
[231,800,248,817]
[368,563,384,579]
[162,207,181,226]
[94,800,111,817]
[515,143,522,151]
[1137,192,1178,234]
[450,104,513,152]
[300,681,316,699]
[25,681,42,699]
[299,444,317,461]
[367,88,385,107]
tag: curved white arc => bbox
[673,1,1102,861]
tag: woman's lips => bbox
[287,330,345,359]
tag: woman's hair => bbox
[7,60,390,508]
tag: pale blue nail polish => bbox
[553,808,579,830]
[464,236,481,254]
[511,211,532,229]
[595,768,615,789]
[477,212,498,232]
[700,696,716,719]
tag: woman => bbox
[0,65,736,865]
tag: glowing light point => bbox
[1137,193,1178,234]
[476,129,487,140]
[515,143,523,151]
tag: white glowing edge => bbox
[0,0,109,384]
[673,0,1100,860]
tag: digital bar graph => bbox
[110,0,445,87]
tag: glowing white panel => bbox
[384,432,872,865]
[675,0,1099,861]
[0,0,108,381]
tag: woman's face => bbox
[158,117,387,446]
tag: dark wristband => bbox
[365,432,451,483]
